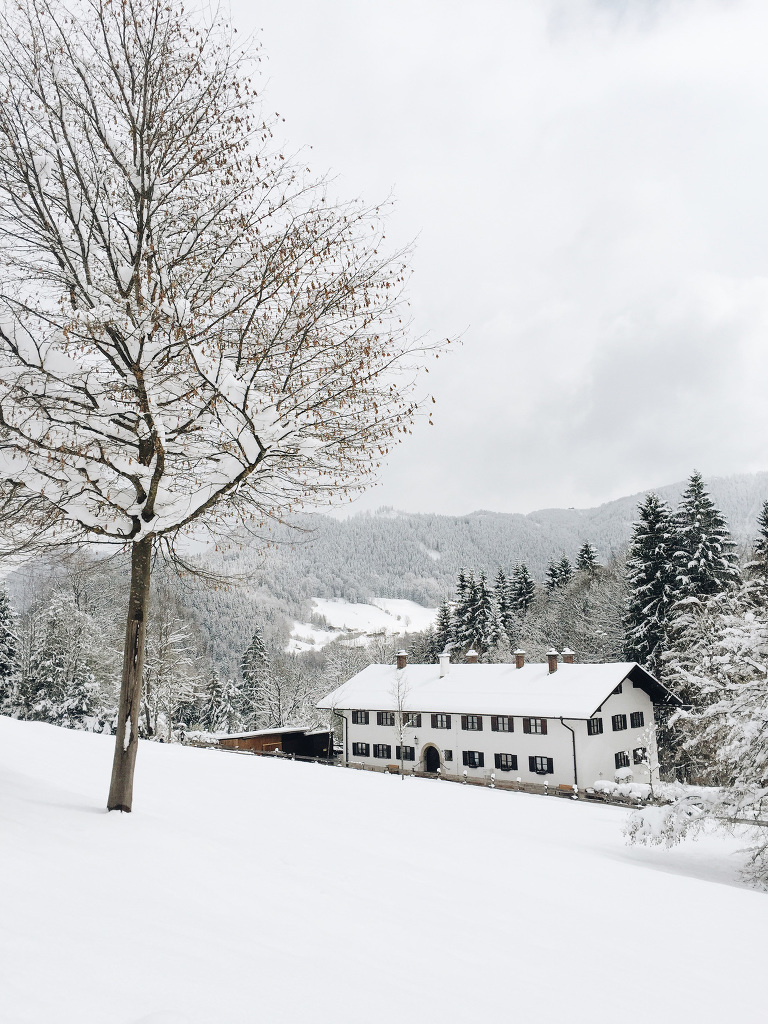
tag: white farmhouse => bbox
[317,649,679,789]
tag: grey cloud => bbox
[232,0,768,515]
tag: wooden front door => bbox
[425,746,440,773]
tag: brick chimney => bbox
[547,649,559,674]
[439,651,450,677]
[396,650,407,671]
[466,649,478,664]
[514,649,525,670]
[562,648,575,664]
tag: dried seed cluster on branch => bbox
[0,0,440,555]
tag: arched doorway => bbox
[424,745,441,773]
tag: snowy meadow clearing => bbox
[1,716,764,1024]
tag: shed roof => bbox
[316,661,677,720]
[216,726,309,740]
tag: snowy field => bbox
[1,716,765,1024]
[289,596,437,651]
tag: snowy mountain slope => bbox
[1,716,764,1024]
[207,471,768,612]
[289,598,437,652]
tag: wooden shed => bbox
[216,726,334,759]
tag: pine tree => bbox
[624,493,676,677]
[576,542,599,575]
[672,471,741,603]
[510,563,536,613]
[0,587,18,710]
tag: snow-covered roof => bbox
[316,661,676,720]
[216,726,309,740]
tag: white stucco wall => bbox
[342,673,659,789]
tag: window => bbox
[351,742,369,757]
[633,747,647,765]
[396,745,415,761]
[443,750,453,762]
[462,750,485,768]
[612,682,623,695]
[523,717,547,735]
[373,744,392,759]
[351,711,369,725]
[403,713,421,728]
[615,751,630,769]
[461,714,483,731]
[612,714,627,732]
[431,714,451,729]
[587,717,603,736]
[491,716,513,732]
[529,756,554,775]
[494,753,518,771]
[376,712,395,727]
[630,711,645,729]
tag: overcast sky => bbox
[231,0,768,515]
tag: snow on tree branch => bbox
[0,0,442,553]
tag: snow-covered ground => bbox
[1,716,764,1024]
[288,596,437,651]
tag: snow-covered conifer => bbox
[453,570,477,651]
[433,601,454,657]
[240,627,269,725]
[558,556,574,588]
[494,568,514,634]
[576,542,599,575]
[0,586,18,709]
[672,471,741,603]
[745,499,768,600]
[510,563,536,613]
[201,672,242,734]
[472,570,494,651]
[624,493,676,677]
[545,559,561,593]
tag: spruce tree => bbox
[483,609,504,652]
[576,542,599,575]
[472,570,494,650]
[494,568,515,634]
[673,471,741,602]
[0,587,18,710]
[511,564,535,613]
[624,493,676,677]
[745,499,768,600]
[558,556,574,587]
[453,569,477,651]
[545,559,561,593]
[201,671,242,733]
[433,600,454,656]
[241,626,268,725]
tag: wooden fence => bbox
[189,740,651,809]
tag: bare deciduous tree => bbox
[0,0,441,809]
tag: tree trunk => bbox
[107,535,153,811]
